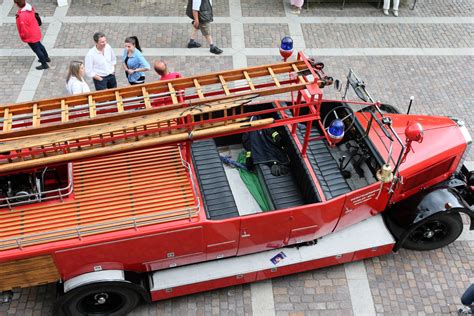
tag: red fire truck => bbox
[0,52,472,315]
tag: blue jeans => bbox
[461,284,474,306]
[27,42,49,64]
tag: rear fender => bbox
[384,188,473,251]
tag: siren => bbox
[327,119,345,144]
[279,36,293,62]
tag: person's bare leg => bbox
[205,35,213,46]
[187,26,201,48]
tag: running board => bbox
[148,215,395,301]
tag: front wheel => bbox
[55,282,141,316]
[401,213,463,251]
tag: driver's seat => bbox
[296,124,351,200]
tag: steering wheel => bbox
[322,105,356,135]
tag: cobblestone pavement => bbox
[302,24,474,48]
[0,0,473,315]
[67,0,230,17]
[55,23,232,49]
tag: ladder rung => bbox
[193,79,204,99]
[167,83,178,105]
[32,104,40,127]
[142,87,152,109]
[219,75,231,96]
[267,67,281,87]
[115,91,124,113]
[291,64,306,84]
[88,95,96,118]
[243,71,256,91]
[2,109,12,132]
[61,100,69,123]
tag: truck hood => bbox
[362,113,469,177]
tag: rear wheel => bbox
[55,282,140,316]
[401,213,463,251]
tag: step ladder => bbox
[0,53,325,174]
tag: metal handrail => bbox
[178,144,201,214]
[0,163,74,210]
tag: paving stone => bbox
[130,284,252,315]
[366,240,474,315]
[241,0,286,17]
[244,23,290,48]
[302,23,473,48]
[301,0,474,16]
[8,0,57,16]
[55,23,231,48]
[0,56,34,105]
[67,0,230,17]
[0,23,49,49]
[273,265,353,314]
[33,55,233,99]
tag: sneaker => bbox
[383,9,389,15]
[458,306,474,315]
[393,10,399,16]
[210,46,223,55]
[36,63,49,70]
[187,40,202,48]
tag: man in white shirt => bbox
[85,32,117,91]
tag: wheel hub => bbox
[94,293,109,305]
[423,230,435,239]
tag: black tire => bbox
[401,213,463,251]
[55,282,140,316]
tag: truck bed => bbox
[0,145,199,251]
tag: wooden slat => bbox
[2,108,11,132]
[243,71,256,91]
[142,87,152,109]
[32,104,40,127]
[0,255,60,291]
[167,83,179,105]
[115,91,124,113]
[219,75,231,96]
[61,99,69,123]
[88,95,96,118]
[193,79,205,99]
[291,64,306,84]
[268,67,281,87]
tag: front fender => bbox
[384,188,473,250]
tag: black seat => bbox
[191,140,239,220]
[296,124,351,200]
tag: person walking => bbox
[154,61,182,81]
[383,0,399,16]
[85,32,117,91]
[66,61,90,95]
[186,0,223,55]
[122,36,150,85]
[14,0,50,70]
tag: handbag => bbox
[35,12,42,26]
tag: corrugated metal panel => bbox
[0,146,199,250]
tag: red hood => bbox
[359,113,468,177]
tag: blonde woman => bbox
[66,60,90,95]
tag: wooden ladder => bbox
[0,57,323,174]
